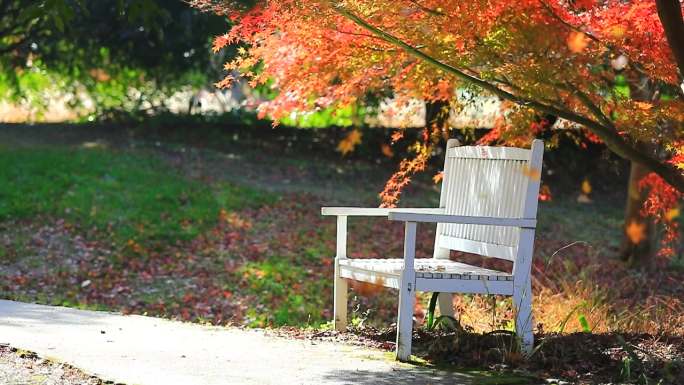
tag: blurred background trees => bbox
[0,0,228,118]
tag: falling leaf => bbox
[581,178,592,195]
[567,31,590,53]
[432,171,444,184]
[88,69,111,82]
[337,129,362,155]
[665,208,680,222]
[626,220,646,244]
[381,143,394,158]
[539,184,553,201]
[350,276,385,297]
[521,165,542,181]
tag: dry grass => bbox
[449,261,684,337]
[403,238,684,338]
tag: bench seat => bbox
[339,258,514,295]
[339,258,511,281]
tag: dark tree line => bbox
[1,0,229,114]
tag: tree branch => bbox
[332,3,684,192]
[539,1,600,43]
[331,28,384,41]
[562,82,615,129]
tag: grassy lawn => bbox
[0,147,274,243]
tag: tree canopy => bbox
[195,0,684,252]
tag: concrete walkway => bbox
[0,300,483,385]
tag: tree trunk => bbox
[619,161,657,269]
[655,0,684,81]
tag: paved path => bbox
[0,300,482,385]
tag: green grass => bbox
[0,148,276,243]
[239,257,329,327]
[538,197,624,249]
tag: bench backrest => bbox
[434,139,544,262]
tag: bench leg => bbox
[395,280,415,361]
[333,260,347,331]
[513,279,533,355]
[437,293,454,318]
[396,221,417,362]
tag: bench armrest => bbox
[322,207,444,259]
[321,207,444,216]
[388,212,537,228]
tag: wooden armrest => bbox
[321,207,444,216]
[387,212,537,228]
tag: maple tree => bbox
[192,0,684,264]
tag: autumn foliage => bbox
[193,0,684,248]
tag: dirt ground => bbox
[0,345,106,385]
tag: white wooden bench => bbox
[322,139,544,361]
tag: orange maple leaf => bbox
[665,208,680,222]
[567,31,590,53]
[581,179,592,195]
[521,165,541,181]
[625,221,646,244]
[337,129,362,155]
[539,184,552,201]
[381,143,394,158]
[432,171,444,184]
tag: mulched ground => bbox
[0,345,107,385]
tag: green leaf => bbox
[426,292,439,330]
[578,314,590,332]
[53,14,65,32]
[614,84,630,99]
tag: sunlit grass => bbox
[0,148,276,243]
[239,256,331,327]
